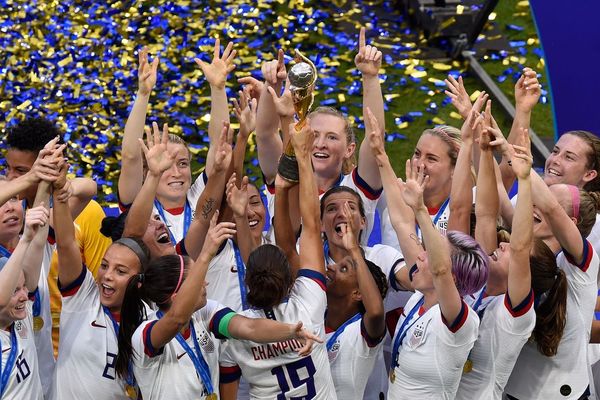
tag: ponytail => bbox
[115,274,146,379]
[530,239,567,357]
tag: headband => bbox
[568,185,580,221]
[114,237,149,268]
[171,255,185,297]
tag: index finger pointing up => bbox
[359,27,366,50]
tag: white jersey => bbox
[266,168,381,246]
[387,292,479,399]
[456,289,535,400]
[152,172,207,244]
[0,303,43,400]
[53,267,130,399]
[505,240,599,399]
[219,269,337,400]
[131,300,233,399]
[326,316,383,400]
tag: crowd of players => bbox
[1,26,600,400]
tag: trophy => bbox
[277,50,318,182]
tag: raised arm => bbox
[474,101,500,254]
[402,161,462,323]
[341,202,385,339]
[274,175,301,272]
[226,174,257,263]
[356,27,384,190]
[444,75,473,120]
[150,212,236,349]
[507,129,534,306]
[122,122,175,238]
[232,91,257,182]
[54,161,84,287]
[183,124,233,260]
[195,38,236,177]
[499,68,541,191]
[292,120,325,273]
[448,93,487,234]
[255,50,287,184]
[118,47,159,205]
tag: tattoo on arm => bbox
[201,198,215,220]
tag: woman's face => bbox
[325,255,359,297]
[321,191,366,249]
[156,142,192,205]
[142,214,177,258]
[0,195,23,245]
[410,249,435,293]
[247,185,267,243]
[489,242,511,279]
[0,272,28,323]
[97,244,142,312]
[310,113,355,179]
[544,134,597,188]
[411,133,454,200]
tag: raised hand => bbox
[288,119,315,159]
[261,49,287,86]
[515,67,541,112]
[478,100,494,151]
[212,121,233,175]
[355,27,382,77]
[139,122,175,176]
[29,137,64,184]
[292,321,323,357]
[201,210,236,258]
[401,159,428,211]
[486,117,512,159]
[238,76,262,101]
[226,173,249,218]
[460,91,487,143]
[274,173,297,191]
[195,38,237,89]
[21,204,50,242]
[267,80,295,118]
[233,91,258,136]
[510,128,533,180]
[53,160,73,203]
[340,202,360,252]
[138,46,159,96]
[366,107,387,166]
[445,75,472,119]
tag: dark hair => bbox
[358,259,388,314]
[308,106,356,174]
[6,117,62,152]
[320,186,366,243]
[574,189,600,238]
[529,238,566,357]
[245,244,292,309]
[563,130,600,192]
[115,254,190,378]
[100,210,129,242]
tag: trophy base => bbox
[277,153,299,183]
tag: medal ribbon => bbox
[232,241,249,310]
[326,313,361,351]
[391,296,425,370]
[0,245,11,259]
[154,199,192,245]
[415,197,449,238]
[157,311,214,395]
[0,325,18,397]
[102,307,137,391]
[472,285,491,320]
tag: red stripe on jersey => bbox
[351,168,382,200]
[442,301,468,333]
[504,289,534,318]
[360,318,384,348]
[143,320,162,357]
[564,238,594,272]
[59,265,87,297]
[219,365,242,383]
[175,239,187,256]
[297,269,327,291]
[166,206,184,215]
[385,307,404,338]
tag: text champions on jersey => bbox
[250,339,304,360]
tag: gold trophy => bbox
[277,50,318,182]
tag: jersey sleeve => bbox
[291,269,327,324]
[187,171,208,212]
[435,301,479,347]
[340,171,381,245]
[203,299,236,340]
[132,319,164,367]
[497,291,536,334]
[559,239,600,291]
[59,267,98,311]
[218,340,241,383]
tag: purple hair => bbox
[447,231,489,297]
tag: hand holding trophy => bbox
[277,50,318,182]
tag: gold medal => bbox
[125,384,137,398]
[389,369,396,384]
[206,393,218,400]
[463,359,473,374]
[33,316,44,331]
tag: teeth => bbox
[157,233,170,243]
[334,223,346,233]
[168,182,184,187]
[248,220,259,227]
[313,152,329,159]
[547,168,560,176]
